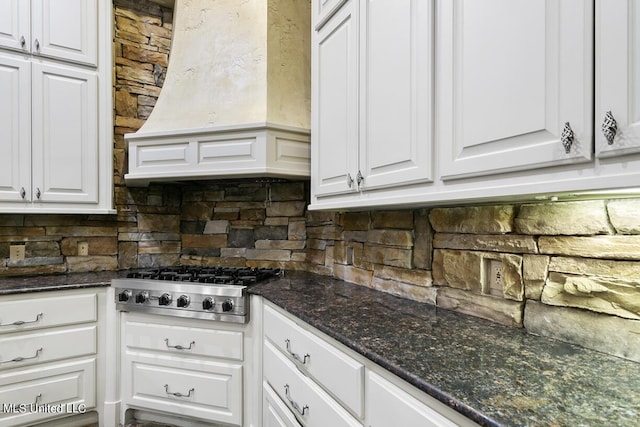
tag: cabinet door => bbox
[31,0,98,66]
[0,52,30,202]
[359,0,433,191]
[596,0,640,158]
[0,0,30,52]
[31,61,99,204]
[312,0,359,198]
[437,0,593,180]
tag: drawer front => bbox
[125,352,243,426]
[264,304,364,417]
[0,357,96,427]
[124,320,243,361]
[263,340,361,427]
[0,326,96,371]
[263,381,302,427]
[0,292,97,334]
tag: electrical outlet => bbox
[78,241,89,256]
[483,259,504,297]
[10,245,25,262]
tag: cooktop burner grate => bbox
[126,266,282,285]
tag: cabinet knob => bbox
[356,170,364,185]
[20,36,26,48]
[602,111,617,145]
[20,187,26,199]
[36,188,41,199]
[347,173,354,188]
[561,122,574,154]
[34,38,40,51]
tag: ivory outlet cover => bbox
[78,242,89,256]
[10,245,25,261]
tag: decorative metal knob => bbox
[602,111,617,145]
[34,38,40,51]
[356,170,364,185]
[36,188,41,199]
[20,36,26,48]
[20,187,26,199]
[347,173,354,188]
[561,122,574,154]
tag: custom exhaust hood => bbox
[125,0,311,186]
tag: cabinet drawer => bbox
[0,325,96,370]
[264,304,364,417]
[313,0,347,30]
[0,357,96,427]
[124,319,243,361]
[124,352,243,426]
[263,340,361,427]
[0,292,96,333]
[263,381,302,427]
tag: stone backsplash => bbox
[0,0,639,364]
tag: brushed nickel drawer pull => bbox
[284,384,309,416]
[285,339,310,364]
[1,347,43,364]
[0,312,43,327]
[164,338,195,350]
[164,384,194,398]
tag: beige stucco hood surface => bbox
[125,0,311,186]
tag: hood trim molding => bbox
[125,122,310,187]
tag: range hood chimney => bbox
[125,0,311,186]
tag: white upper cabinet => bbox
[313,0,359,198]
[312,0,434,205]
[595,0,640,158]
[0,0,97,66]
[437,0,593,180]
[0,0,112,213]
[0,53,31,202]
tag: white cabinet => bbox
[312,0,433,202]
[595,0,640,158]
[260,301,478,427]
[0,288,104,427]
[437,0,593,180]
[0,0,112,213]
[0,0,97,66]
[310,0,640,210]
[120,313,246,426]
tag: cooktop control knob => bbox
[177,295,190,308]
[159,293,172,306]
[202,297,215,310]
[222,299,234,312]
[135,291,149,304]
[118,290,132,302]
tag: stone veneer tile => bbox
[515,200,612,235]
[204,220,229,234]
[373,265,432,287]
[437,287,524,327]
[429,205,515,234]
[363,244,412,269]
[548,256,640,279]
[542,271,640,320]
[607,198,640,234]
[255,240,306,250]
[333,264,373,287]
[338,212,370,230]
[370,276,437,304]
[371,211,414,229]
[366,229,413,247]
[523,255,549,300]
[266,201,306,217]
[433,233,538,253]
[118,241,138,269]
[181,234,227,248]
[246,249,291,261]
[539,235,640,259]
[412,208,432,270]
[524,300,640,363]
[307,225,341,240]
[67,255,118,272]
[137,213,180,232]
[288,221,306,240]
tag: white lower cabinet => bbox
[120,312,248,427]
[261,300,479,427]
[0,288,105,427]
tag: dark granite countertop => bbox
[0,270,126,295]
[250,271,640,427]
